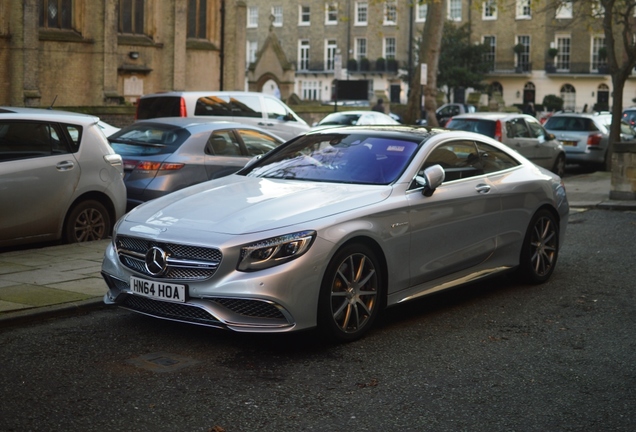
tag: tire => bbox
[64,200,111,243]
[318,243,383,342]
[552,154,566,178]
[517,209,559,284]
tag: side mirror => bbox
[547,133,556,140]
[415,164,445,197]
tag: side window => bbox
[474,141,520,173]
[507,117,531,138]
[229,95,262,118]
[205,131,242,156]
[421,140,482,182]
[0,121,67,161]
[61,124,81,151]
[195,96,232,116]
[527,120,546,139]
[264,97,293,121]
[237,129,281,156]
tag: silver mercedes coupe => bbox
[102,125,569,342]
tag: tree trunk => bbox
[404,1,446,125]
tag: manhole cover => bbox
[126,352,199,373]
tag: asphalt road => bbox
[1,209,634,432]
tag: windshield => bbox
[446,118,496,138]
[318,113,363,126]
[108,124,190,156]
[241,132,421,185]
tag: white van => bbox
[135,91,309,141]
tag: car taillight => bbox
[587,133,603,146]
[179,97,187,117]
[123,160,185,171]
[494,120,503,141]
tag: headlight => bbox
[238,231,316,272]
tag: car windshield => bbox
[446,118,496,138]
[544,116,598,132]
[108,124,191,156]
[241,132,421,185]
[318,113,363,126]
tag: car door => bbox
[525,118,560,169]
[203,130,251,179]
[261,96,309,140]
[406,139,502,286]
[504,117,541,162]
[0,120,80,243]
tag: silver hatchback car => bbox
[0,107,126,248]
[446,112,566,177]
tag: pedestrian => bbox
[372,98,386,113]
[523,102,536,117]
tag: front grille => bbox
[214,298,286,320]
[122,295,222,326]
[116,235,222,281]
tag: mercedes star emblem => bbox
[145,246,168,276]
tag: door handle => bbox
[56,161,75,171]
[475,184,491,194]
[258,122,274,127]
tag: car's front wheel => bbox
[318,243,383,342]
[517,209,559,284]
[64,200,111,243]
[552,154,566,178]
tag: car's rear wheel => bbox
[552,154,566,178]
[64,200,111,243]
[318,243,383,342]
[517,209,559,284]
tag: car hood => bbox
[123,175,392,235]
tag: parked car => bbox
[543,112,622,167]
[98,120,120,137]
[102,125,569,342]
[311,110,400,130]
[417,103,477,126]
[446,112,566,177]
[0,107,126,248]
[622,107,636,129]
[135,91,309,141]
[108,118,285,209]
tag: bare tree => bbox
[404,1,446,125]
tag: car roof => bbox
[549,111,610,118]
[0,106,100,125]
[449,112,533,121]
[139,91,273,99]
[126,118,286,139]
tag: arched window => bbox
[560,84,576,111]
[489,81,503,97]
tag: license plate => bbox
[130,276,187,303]
[561,140,577,146]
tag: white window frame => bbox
[247,6,258,28]
[516,35,530,70]
[272,6,283,27]
[483,35,496,70]
[384,1,397,25]
[299,40,310,71]
[591,35,606,71]
[415,3,427,22]
[355,37,367,61]
[556,35,571,71]
[384,37,396,59]
[246,41,258,64]
[482,0,497,20]
[325,2,338,25]
[355,1,368,26]
[299,5,310,26]
[448,0,462,21]
[325,39,337,70]
[556,1,572,19]
[301,80,322,101]
[516,0,531,19]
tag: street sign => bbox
[420,63,427,86]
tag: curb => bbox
[0,298,105,329]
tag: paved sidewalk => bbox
[0,171,634,327]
